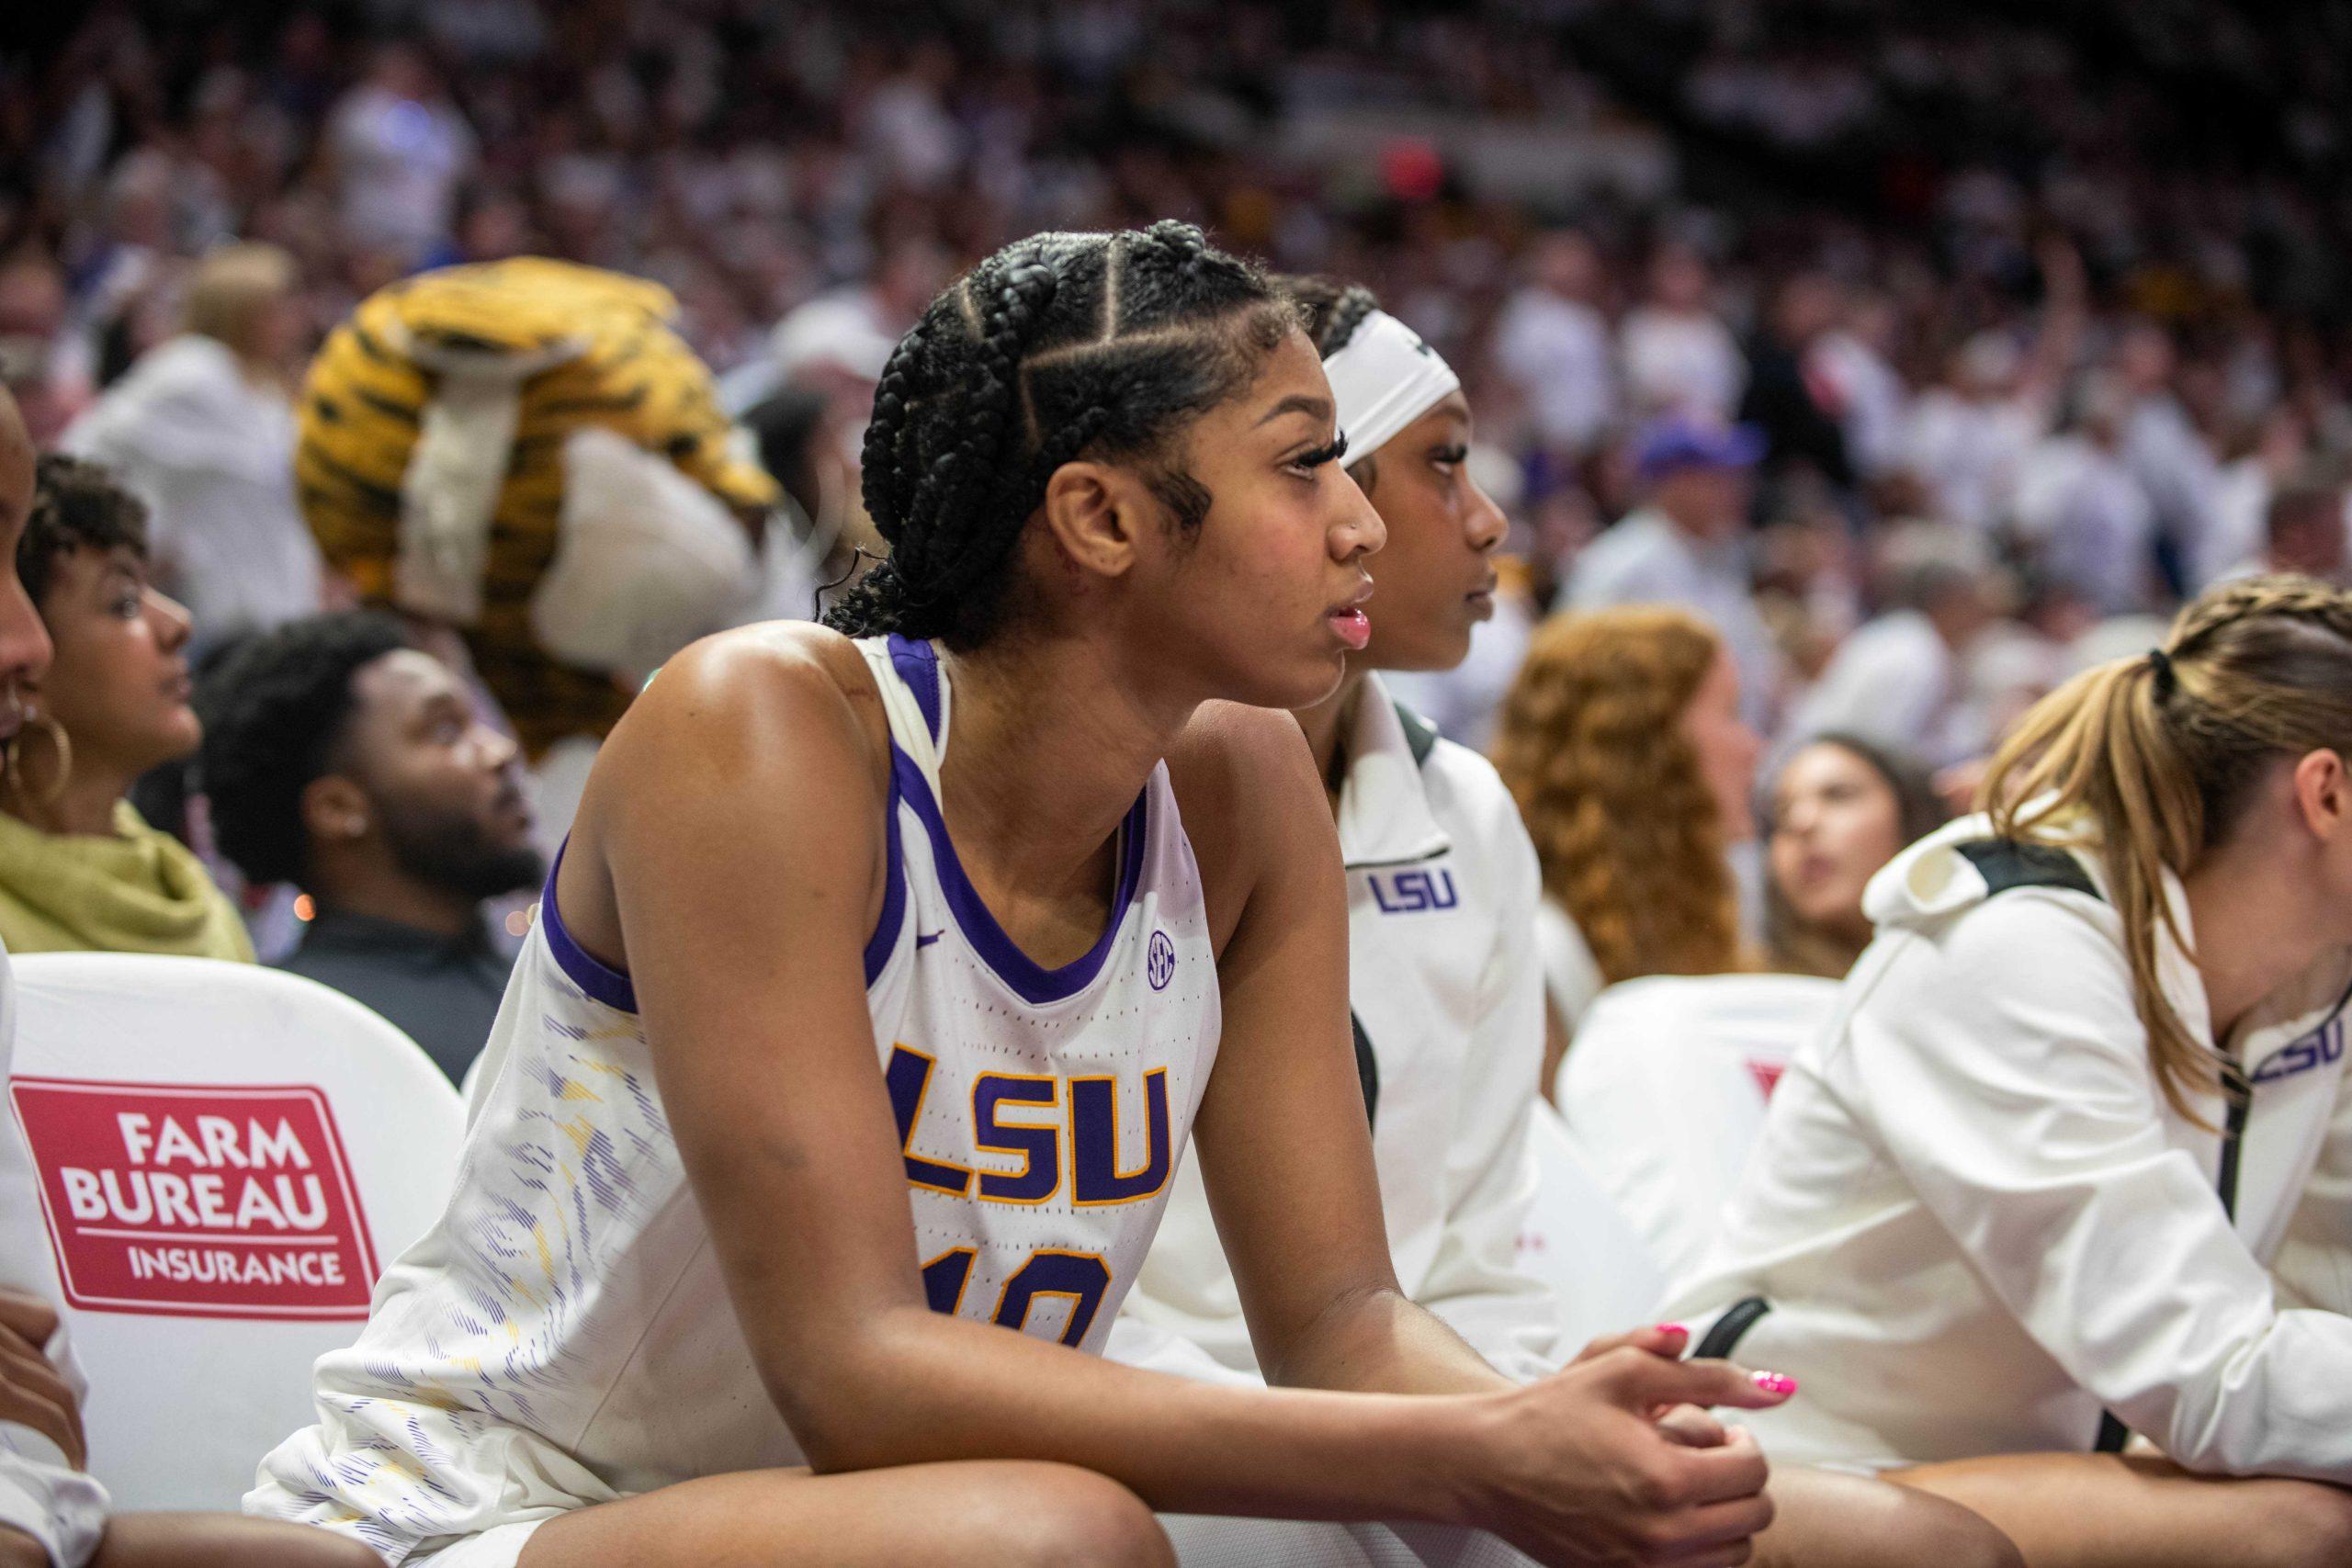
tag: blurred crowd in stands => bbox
[5,0,2352,1079]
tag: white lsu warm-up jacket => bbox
[1663,813,2352,1479]
[1113,676,1561,1384]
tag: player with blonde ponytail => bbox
[1980,577,2352,1128]
[1667,573,2352,1564]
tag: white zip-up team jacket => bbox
[1663,814,2352,1478]
[1113,676,1561,1383]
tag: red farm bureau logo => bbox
[8,1079,379,1320]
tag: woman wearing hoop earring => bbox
[0,454,250,961]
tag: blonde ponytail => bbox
[1978,575,2352,1122]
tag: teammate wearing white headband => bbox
[1114,280,2021,1567]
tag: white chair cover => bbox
[6,953,463,1509]
[1516,1103,1668,1354]
[1554,974,1839,1287]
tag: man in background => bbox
[2242,477,2350,585]
[198,612,542,1083]
[1785,523,2004,767]
[1568,415,1782,727]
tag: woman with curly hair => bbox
[0,454,251,961]
[1491,605,1761,1088]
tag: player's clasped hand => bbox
[1464,1347,1794,1568]
[0,1285,86,1472]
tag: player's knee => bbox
[999,1467,1170,1568]
[1883,1488,2023,1568]
[292,1529,385,1568]
[1933,1516,2025,1568]
[2247,1482,2352,1568]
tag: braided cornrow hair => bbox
[1981,572,2352,1123]
[1277,275,1382,359]
[826,222,1299,647]
[1274,274,1384,492]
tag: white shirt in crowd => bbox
[2125,394,2221,578]
[1902,388,2043,538]
[2012,434,2158,614]
[2196,453,2283,592]
[1619,306,1745,422]
[63,334,322,645]
[1491,286,1617,454]
[1785,609,1973,767]
[1566,506,1781,729]
[1665,817,2352,1479]
[0,945,107,1567]
[1809,331,1908,479]
[327,85,476,257]
[1115,675,1560,1384]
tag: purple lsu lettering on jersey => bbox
[883,1044,1175,1345]
[2254,1019,2346,1085]
[1368,867,1459,914]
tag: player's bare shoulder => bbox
[1163,700,1330,948]
[601,620,892,795]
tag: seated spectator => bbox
[0,387,376,1568]
[1739,272,1853,495]
[0,258,88,450]
[1762,733,1948,978]
[198,612,542,1083]
[1784,523,2004,765]
[0,457,249,961]
[62,243,322,650]
[2196,408,2312,591]
[1566,416,1782,727]
[1491,230,1617,460]
[1619,240,1743,422]
[2012,374,2160,615]
[1490,604,1762,1086]
[2223,476,2349,587]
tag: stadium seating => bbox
[5,953,462,1509]
[1553,974,1839,1286]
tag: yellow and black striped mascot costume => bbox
[296,259,777,754]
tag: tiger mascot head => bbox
[296,258,778,755]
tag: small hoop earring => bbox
[3,714,73,808]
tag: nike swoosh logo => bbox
[915,931,944,948]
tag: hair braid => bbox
[884,249,1063,633]
[1981,572,2352,1123]
[1269,275,1379,357]
[824,223,1296,648]
[829,324,941,638]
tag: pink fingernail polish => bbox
[1753,1371,1797,1396]
[1657,1323,1689,1337]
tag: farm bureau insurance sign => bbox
[9,1079,379,1319]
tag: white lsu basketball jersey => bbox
[249,633,1221,1563]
